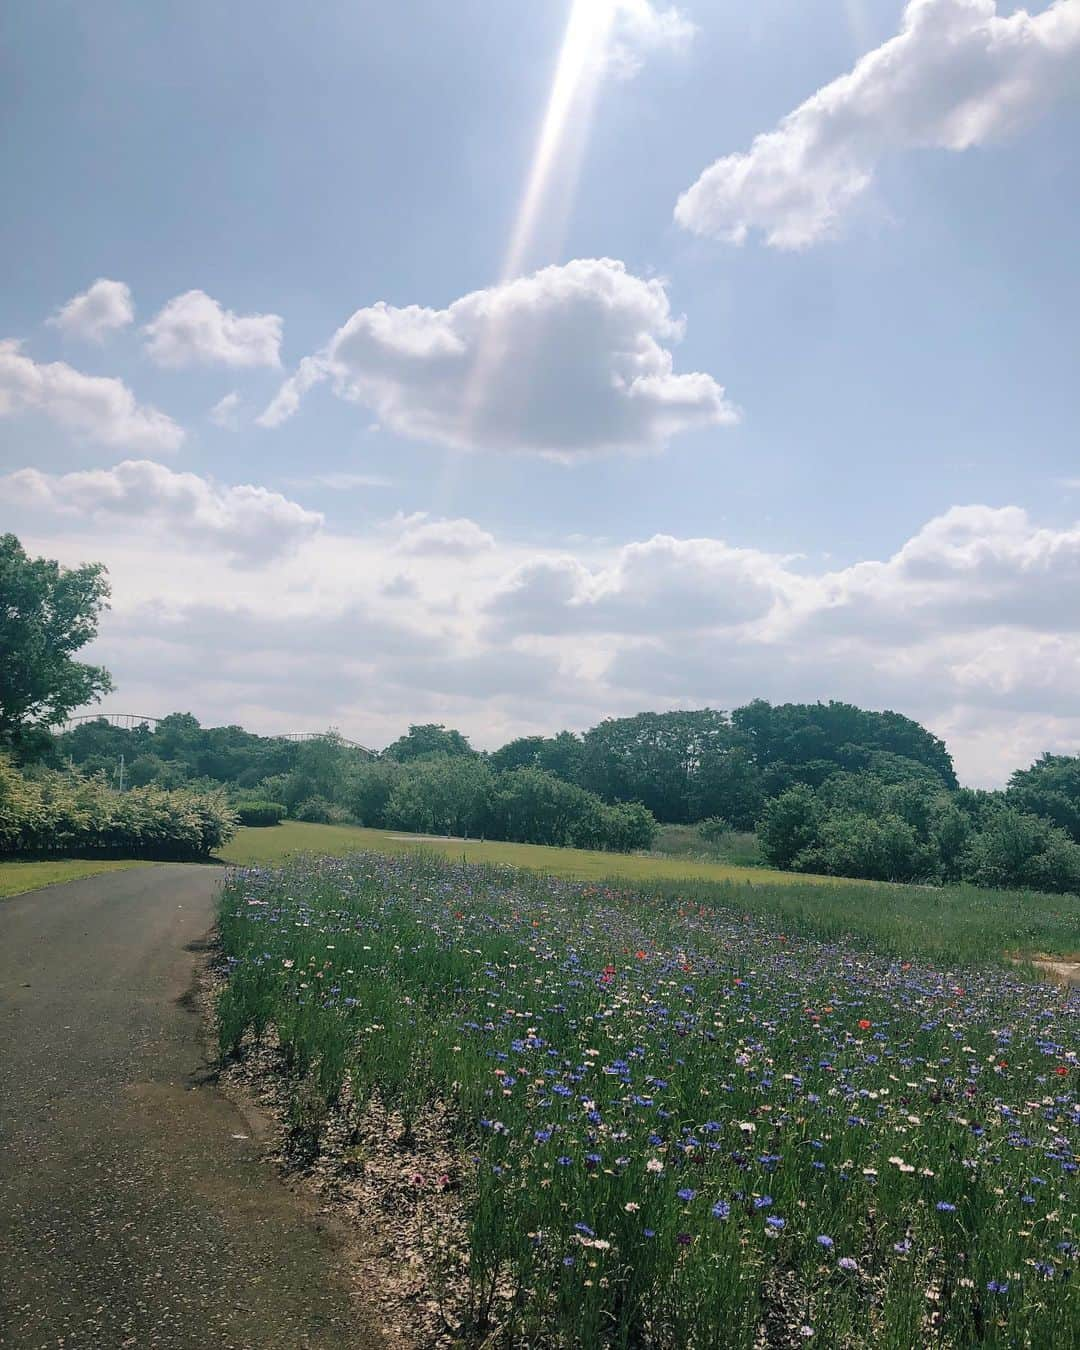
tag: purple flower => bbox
[838,1257,858,1272]
[676,1187,696,1202]
[766,1216,786,1230]
[753,1195,773,1210]
[936,1201,957,1212]
[711,1201,731,1220]
[987,1280,1008,1295]
[816,1235,834,1249]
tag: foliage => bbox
[759,771,1080,892]
[732,698,958,792]
[962,806,1080,893]
[344,759,405,827]
[233,799,286,827]
[55,712,304,787]
[291,796,347,825]
[384,755,494,836]
[383,722,476,762]
[0,534,113,758]
[1008,752,1080,842]
[0,756,236,858]
[218,851,1080,1347]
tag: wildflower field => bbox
[217,851,1078,1347]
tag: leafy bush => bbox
[234,799,286,827]
[759,771,1080,892]
[292,796,341,824]
[0,756,236,859]
[960,807,1080,892]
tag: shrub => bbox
[292,796,338,824]
[234,799,286,827]
[0,756,236,859]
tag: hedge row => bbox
[0,758,237,859]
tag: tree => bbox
[732,699,957,791]
[1007,753,1080,842]
[383,723,475,762]
[384,756,493,836]
[0,534,113,758]
[581,709,753,823]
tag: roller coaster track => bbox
[57,713,377,757]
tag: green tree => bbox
[384,756,493,836]
[0,534,113,757]
[383,723,475,762]
[1007,753,1080,841]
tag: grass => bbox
[217,850,1080,1347]
[0,858,146,899]
[218,820,833,887]
[218,820,1079,964]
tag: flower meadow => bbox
[217,852,1078,1347]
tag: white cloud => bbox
[608,1,697,79]
[48,278,134,341]
[393,512,497,557]
[489,534,795,635]
[0,339,184,452]
[143,289,283,368]
[257,258,737,456]
[209,392,242,430]
[19,491,1080,785]
[676,0,1080,249]
[1,460,321,563]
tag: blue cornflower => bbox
[711,1201,730,1220]
[676,1187,696,1202]
[766,1216,786,1230]
[753,1195,773,1210]
[987,1280,1008,1295]
[816,1235,834,1249]
[556,1155,573,1166]
[574,1222,595,1237]
[936,1201,957,1212]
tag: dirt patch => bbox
[197,954,471,1349]
[1029,955,1080,986]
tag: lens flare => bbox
[455,1,620,463]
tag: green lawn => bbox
[217,820,839,887]
[0,858,147,900]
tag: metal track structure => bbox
[57,713,376,757]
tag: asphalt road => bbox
[0,865,380,1350]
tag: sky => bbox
[1,0,1079,786]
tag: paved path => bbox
[0,865,380,1349]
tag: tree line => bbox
[6,530,1080,882]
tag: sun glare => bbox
[502,0,618,283]
[453,1,619,471]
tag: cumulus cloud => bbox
[1,460,322,563]
[676,0,1080,248]
[394,512,497,557]
[49,278,134,341]
[143,289,283,368]
[0,340,184,452]
[17,494,1080,784]
[489,534,794,635]
[257,259,737,456]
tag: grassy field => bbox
[0,858,146,900]
[218,820,1079,964]
[218,820,832,887]
[218,850,1080,1347]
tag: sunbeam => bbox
[450,0,620,502]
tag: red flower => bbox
[858,1019,872,1030]
[1056,1065,1070,1076]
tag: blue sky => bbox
[2,0,1079,783]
